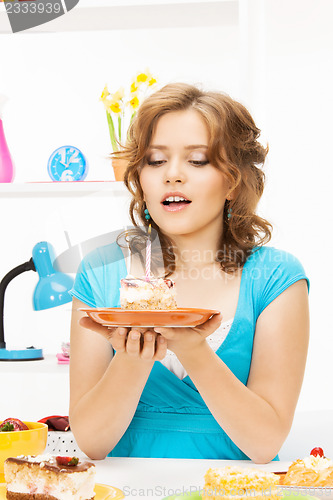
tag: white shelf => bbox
[0,1,238,33]
[79,0,235,5]
[0,181,128,197]
[0,354,68,373]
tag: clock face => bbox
[47,146,88,181]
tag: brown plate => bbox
[79,307,220,328]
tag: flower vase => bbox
[0,95,15,183]
[0,118,15,183]
[112,157,127,182]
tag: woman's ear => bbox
[226,188,235,201]
[227,178,241,201]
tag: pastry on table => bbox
[203,466,280,500]
[4,454,96,500]
[282,448,333,487]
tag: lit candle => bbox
[145,224,151,281]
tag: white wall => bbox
[250,0,333,417]
[241,0,333,458]
[0,0,333,456]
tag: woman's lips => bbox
[161,201,191,212]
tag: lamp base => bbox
[0,347,43,361]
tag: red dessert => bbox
[310,447,325,458]
[0,418,29,432]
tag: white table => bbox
[92,458,291,499]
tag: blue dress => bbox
[70,243,309,459]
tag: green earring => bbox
[144,208,151,220]
[227,207,232,220]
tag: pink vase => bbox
[0,118,15,183]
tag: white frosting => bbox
[121,286,155,302]
[120,276,176,307]
[302,456,333,471]
[16,454,54,463]
[210,466,278,479]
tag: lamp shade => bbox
[32,242,74,311]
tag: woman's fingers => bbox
[197,312,223,336]
[154,334,168,361]
[125,329,167,361]
[140,331,157,360]
[126,329,141,357]
[110,327,128,352]
[80,317,167,361]
[153,326,176,339]
[154,312,223,344]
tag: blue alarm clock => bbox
[47,145,88,181]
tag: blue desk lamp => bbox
[0,242,74,361]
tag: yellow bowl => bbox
[0,421,48,475]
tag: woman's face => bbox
[139,109,232,239]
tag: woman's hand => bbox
[79,317,168,362]
[154,312,222,359]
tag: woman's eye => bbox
[190,160,209,166]
[147,160,166,166]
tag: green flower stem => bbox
[106,111,118,152]
[118,115,122,143]
[125,111,136,142]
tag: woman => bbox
[69,83,309,463]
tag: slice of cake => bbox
[202,466,280,500]
[282,455,333,487]
[120,276,176,310]
[4,454,96,500]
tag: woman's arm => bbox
[69,297,167,460]
[157,279,309,463]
